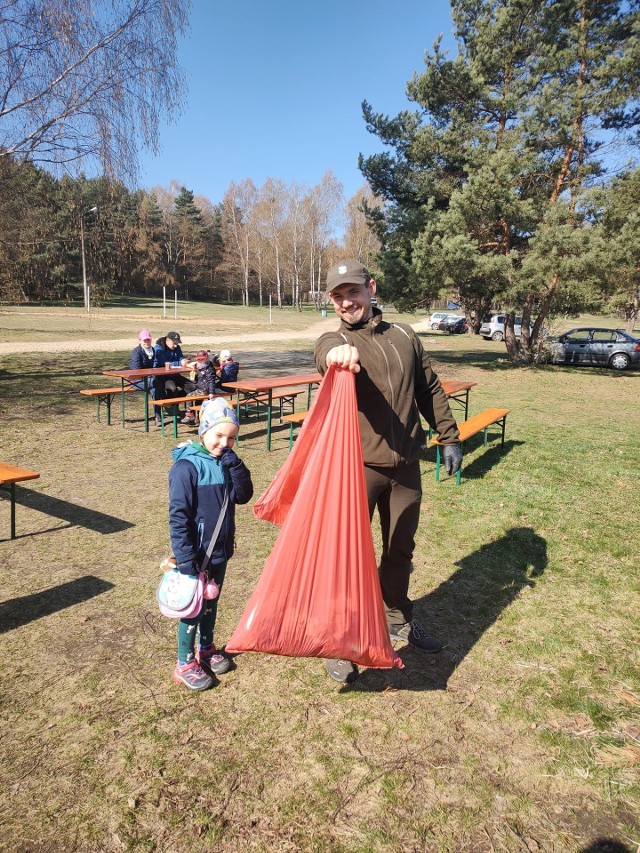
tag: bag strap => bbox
[199,486,229,573]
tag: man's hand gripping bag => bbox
[226,367,402,670]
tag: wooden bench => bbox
[80,386,137,425]
[236,389,304,420]
[157,392,236,438]
[0,462,40,539]
[431,407,510,485]
[281,410,308,450]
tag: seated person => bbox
[129,330,155,392]
[181,350,218,424]
[152,331,188,427]
[218,349,239,385]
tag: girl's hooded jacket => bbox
[168,441,253,575]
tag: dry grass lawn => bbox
[0,304,638,852]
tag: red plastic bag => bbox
[226,367,403,670]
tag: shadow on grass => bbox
[10,487,134,536]
[579,841,634,853]
[0,575,115,633]
[423,438,524,483]
[351,526,547,693]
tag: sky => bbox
[137,0,458,206]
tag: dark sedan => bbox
[438,316,469,334]
[549,327,640,370]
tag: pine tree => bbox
[360,0,640,361]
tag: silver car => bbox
[549,327,640,370]
[479,314,526,341]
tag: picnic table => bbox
[0,462,40,540]
[440,379,477,420]
[222,373,322,450]
[103,366,191,432]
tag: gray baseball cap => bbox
[326,260,370,294]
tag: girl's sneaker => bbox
[172,660,214,691]
[197,644,231,675]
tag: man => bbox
[153,331,188,427]
[314,260,462,683]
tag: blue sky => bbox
[138,0,457,205]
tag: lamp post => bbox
[80,206,98,313]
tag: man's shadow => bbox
[355,526,547,691]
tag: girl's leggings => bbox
[177,561,227,663]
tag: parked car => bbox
[438,316,469,334]
[548,327,640,370]
[479,314,528,341]
[429,311,463,330]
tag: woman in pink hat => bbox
[129,329,155,391]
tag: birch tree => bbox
[0,0,189,183]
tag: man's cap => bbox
[198,397,239,437]
[219,349,231,361]
[138,329,152,341]
[166,331,181,343]
[194,349,208,359]
[326,260,370,294]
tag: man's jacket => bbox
[314,309,459,467]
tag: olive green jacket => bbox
[314,309,459,467]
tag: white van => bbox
[428,311,463,330]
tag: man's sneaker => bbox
[197,644,231,676]
[172,660,214,691]
[325,659,359,683]
[155,415,162,427]
[388,619,443,653]
[181,414,196,424]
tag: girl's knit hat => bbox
[198,397,239,437]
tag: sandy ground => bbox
[0,318,435,355]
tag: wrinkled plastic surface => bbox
[226,367,402,669]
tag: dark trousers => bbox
[364,460,422,626]
[153,375,191,416]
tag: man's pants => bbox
[364,460,422,627]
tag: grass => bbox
[0,302,638,852]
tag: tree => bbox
[360,0,640,361]
[221,179,257,305]
[173,186,206,297]
[342,186,382,272]
[0,0,189,183]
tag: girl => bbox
[168,397,253,690]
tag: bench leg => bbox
[96,397,101,423]
[501,416,507,447]
[105,394,112,426]
[435,445,441,482]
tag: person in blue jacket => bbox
[168,397,253,691]
[153,331,188,426]
[129,329,155,392]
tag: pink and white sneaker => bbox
[172,660,214,691]
[197,644,231,675]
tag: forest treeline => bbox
[0,157,380,309]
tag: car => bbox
[429,311,463,330]
[479,314,528,341]
[438,316,469,334]
[548,327,640,370]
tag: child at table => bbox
[181,350,218,425]
[168,397,253,691]
[218,349,239,385]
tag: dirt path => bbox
[0,319,334,355]
[0,318,434,355]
